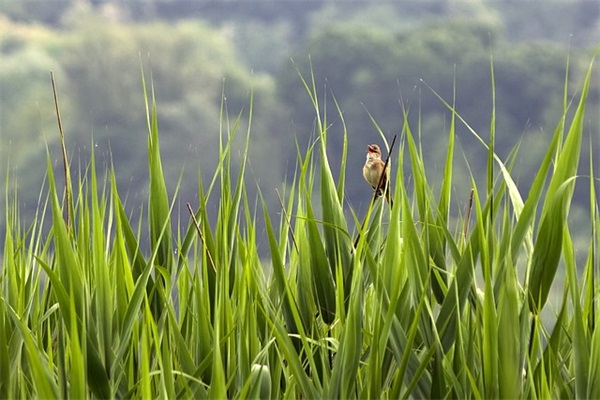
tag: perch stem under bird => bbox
[354,135,397,249]
[363,143,393,208]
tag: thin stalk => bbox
[464,188,474,241]
[187,202,216,273]
[50,71,71,232]
[354,134,397,248]
[276,188,299,254]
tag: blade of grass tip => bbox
[231,88,253,223]
[403,104,447,303]
[428,79,457,304]
[271,142,299,258]
[330,89,348,200]
[45,154,84,319]
[143,71,173,271]
[113,175,147,279]
[486,47,496,286]
[363,105,391,150]
[421,80,528,257]
[248,363,272,400]
[583,140,597,331]
[439,70,456,223]
[89,147,113,370]
[402,106,429,223]
[527,51,596,311]
[316,94,353,306]
[142,68,190,321]
[487,46,495,220]
[555,42,571,158]
[542,49,596,218]
[381,137,405,292]
[223,103,252,293]
[50,71,71,232]
[203,88,241,200]
[293,56,323,130]
[512,122,563,268]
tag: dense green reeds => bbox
[1,51,599,399]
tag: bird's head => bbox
[367,144,382,156]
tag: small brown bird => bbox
[363,144,393,207]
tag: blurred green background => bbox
[1,0,599,255]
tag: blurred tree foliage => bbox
[0,11,287,233]
[0,18,67,208]
[0,0,598,240]
[0,0,72,24]
[278,17,592,204]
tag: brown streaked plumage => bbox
[363,144,392,207]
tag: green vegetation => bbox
[1,3,599,241]
[1,49,598,398]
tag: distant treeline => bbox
[1,1,598,244]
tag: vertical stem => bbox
[50,71,71,232]
[354,134,397,248]
[464,188,474,242]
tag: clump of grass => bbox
[1,50,599,399]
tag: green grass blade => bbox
[564,223,590,398]
[328,254,363,399]
[527,182,570,313]
[588,323,600,399]
[142,66,173,273]
[68,289,86,400]
[6,304,58,398]
[305,199,337,324]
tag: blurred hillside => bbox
[1,0,599,249]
